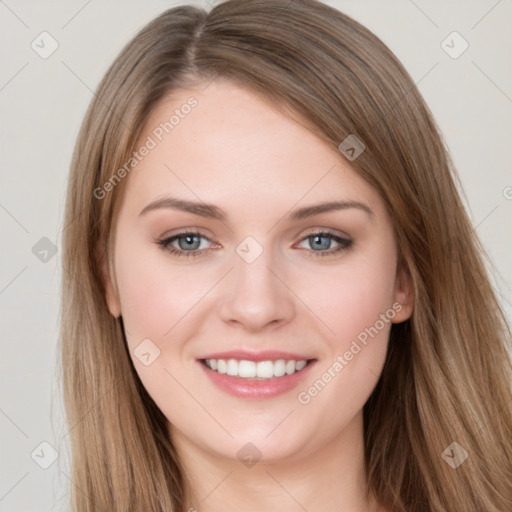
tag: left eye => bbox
[156,232,211,258]
[296,231,353,256]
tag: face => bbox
[102,78,413,465]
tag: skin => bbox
[101,78,413,512]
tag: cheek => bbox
[112,242,208,415]
[293,245,397,417]
[113,237,203,347]
[301,253,397,350]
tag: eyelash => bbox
[155,229,353,260]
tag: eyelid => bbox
[157,227,214,239]
[166,230,218,248]
[298,226,352,240]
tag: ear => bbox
[96,242,122,318]
[391,261,414,324]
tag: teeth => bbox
[239,360,256,378]
[295,360,307,371]
[285,360,296,374]
[217,359,227,374]
[203,358,310,379]
[226,359,238,376]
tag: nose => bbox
[218,245,296,333]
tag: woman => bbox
[60,0,512,510]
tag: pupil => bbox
[181,235,199,250]
[312,235,329,250]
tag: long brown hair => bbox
[59,1,512,510]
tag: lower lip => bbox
[197,359,317,399]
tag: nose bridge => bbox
[218,235,295,330]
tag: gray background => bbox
[1,0,511,510]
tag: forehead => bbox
[121,79,382,219]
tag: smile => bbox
[203,358,309,379]
[198,357,317,399]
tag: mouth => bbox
[197,355,317,399]
[200,357,315,379]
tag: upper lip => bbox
[198,349,315,362]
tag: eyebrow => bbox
[138,196,373,221]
